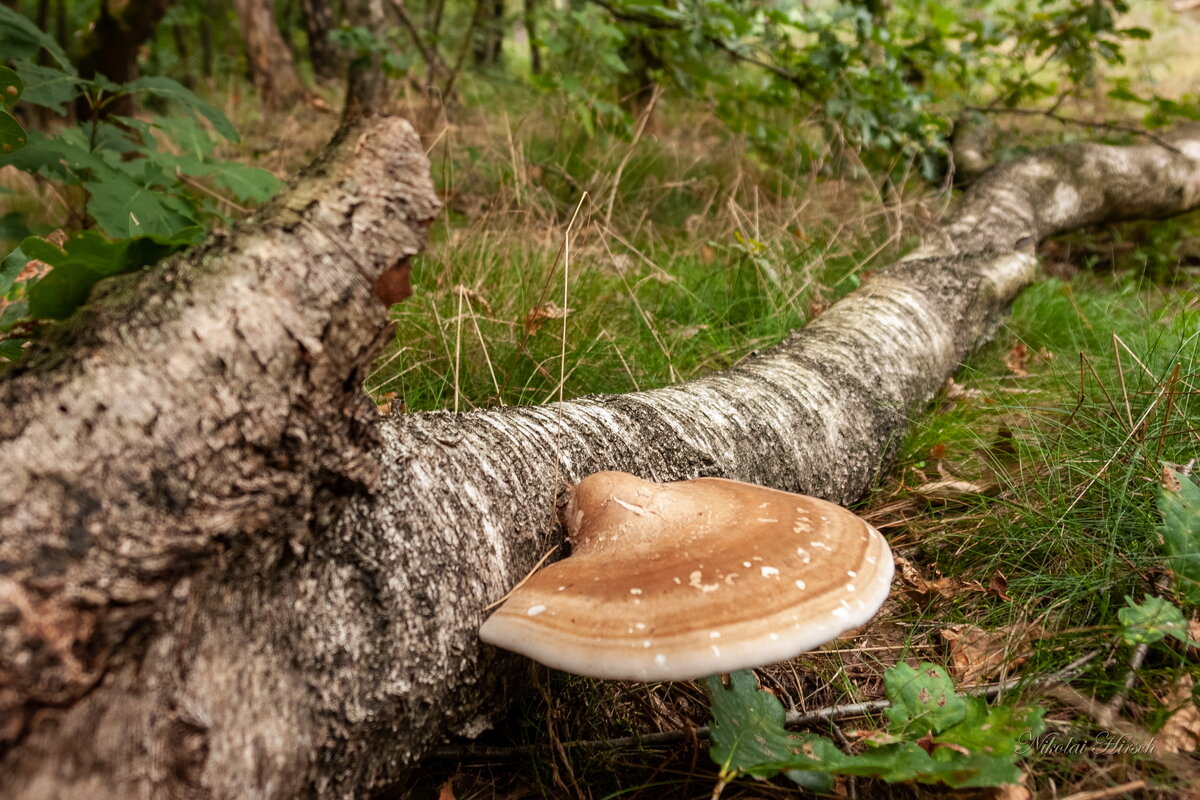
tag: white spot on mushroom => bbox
[757,518,779,523]
[840,599,851,609]
[760,566,780,579]
[673,576,682,584]
[795,579,806,590]
[724,573,738,585]
[796,547,811,563]
[642,640,651,648]
[655,654,667,667]
[689,570,720,593]
[612,497,648,515]
[847,570,857,578]
[557,585,566,591]
[769,632,780,640]
[866,555,877,564]
[527,605,547,616]
[795,506,809,515]
[635,622,646,631]
[742,561,752,568]
[847,584,856,592]
[757,502,770,508]
[629,588,643,595]
[810,541,832,550]
[711,645,721,657]
[710,631,721,639]
[832,607,849,618]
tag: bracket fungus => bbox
[479,471,894,681]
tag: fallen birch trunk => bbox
[2,120,1199,799]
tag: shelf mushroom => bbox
[479,471,894,681]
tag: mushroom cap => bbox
[479,471,894,681]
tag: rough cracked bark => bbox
[3,122,1200,798]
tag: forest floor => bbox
[358,6,1200,799]
[4,2,1199,797]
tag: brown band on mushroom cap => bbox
[479,471,894,681]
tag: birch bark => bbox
[2,120,1199,798]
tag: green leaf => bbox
[9,60,85,114]
[18,229,195,319]
[0,210,30,243]
[1118,595,1196,646]
[1159,470,1200,604]
[0,6,75,71]
[1,242,29,295]
[0,128,108,182]
[122,76,239,142]
[208,162,280,203]
[0,108,27,155]
[705,665,1043,791]
[0,337,27,361]
[152,115,218,158]
[884,662,967,736]
[84,173,199,239]
[28,260,111,319]
[0,66,23,106]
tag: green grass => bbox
[368,116,892,411]
[382,85,1200,799]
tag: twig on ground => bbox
[1059,780,1148,800]
[1101,573,1171,727]
[429,651,1099,760]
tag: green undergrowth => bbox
[411,250,1200,799]
[370,134,888,410]
[879,262,1200,793]
[893,267,1199,625]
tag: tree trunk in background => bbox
[74,0,170,119]
[4,120,1200,798]
[302,0,342,81]
[234,0,308,110]
[618,34,661,118]
[341,0,389,121]
[524,0,540,73]
[173,23,195,89]
[473,0,503,65]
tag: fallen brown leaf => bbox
[943,377,985,402]
[1156,674,1200,755]
[524,301,572,335]
[894,556,930,594]
[940,620,1043,685]
[1004,342,1030,377]
[1163,464,1183,493]
[988,571,1011,602]
[913,477,997,502]
[990,776,1031,800]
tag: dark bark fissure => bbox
[2,120,1200,798]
